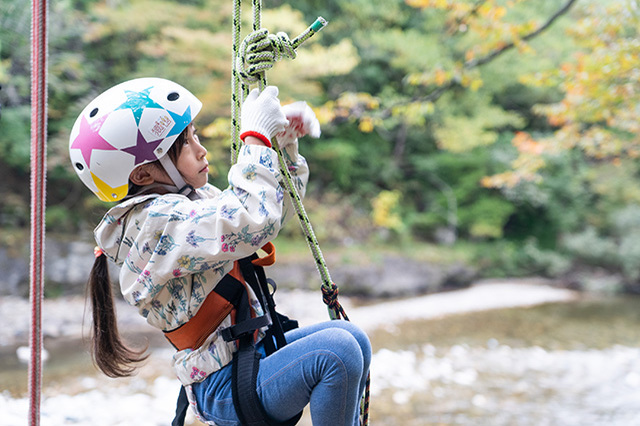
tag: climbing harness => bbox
[228,1,370,424]
[164,243,279,353]
[29,0,49,425]
[171,244,302,426]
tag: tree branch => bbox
[361,0,581,122]
[464,0,579,69]
[446,0,489,35]
[418,0,580,104]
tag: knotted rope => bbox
[29,0,49,424]
[236,29,297,86]
[230,3,370,424]
[321,283,350,321]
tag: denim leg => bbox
[282,320,372,415]
[257,320,371,426]
[191,362,237,426]
[191,320,371,426]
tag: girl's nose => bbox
[194,136,207,158]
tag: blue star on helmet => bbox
[116,86,165,125]
[167,105,193,137]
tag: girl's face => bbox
[175,124,209,189]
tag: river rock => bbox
[0,246,29,297]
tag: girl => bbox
[69,78,371,426]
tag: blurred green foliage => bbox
[1,0,638,292]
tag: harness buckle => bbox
[220,313,272,342]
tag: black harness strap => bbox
[230,256,303,426]
[232,337,268,425]
[172,386,189,426]
[237,256,287,352]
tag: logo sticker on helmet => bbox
[150,114,173,138]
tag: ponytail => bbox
[87,252,148,377]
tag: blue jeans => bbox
[191,320,371,426]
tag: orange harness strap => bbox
[164,242,276,351]
[251,241,276,267]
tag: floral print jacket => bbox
[93,142,308,385]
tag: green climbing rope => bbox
[229,2,369,423]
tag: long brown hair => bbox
[86,128,189,377]
[87,253,148,377]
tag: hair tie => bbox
[94,246,104,258]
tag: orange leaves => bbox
[434,68,450,86]
[512,131,543,155]
[464,49,475,62]
[532,2,639,149]
[405,0,453,10]
[481,132,548,189]
[407,66,483,91]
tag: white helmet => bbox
[69,78,202,201]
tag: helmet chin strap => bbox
[158,154,199,200]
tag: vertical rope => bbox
[29,0,48,425]
[252,0,261,31]
[230,0,243,163]
[230,4,369,423]
[252,0,267,91]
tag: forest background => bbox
[0,0,639,294]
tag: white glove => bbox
[275,101,321,148]
[240,86,289,147]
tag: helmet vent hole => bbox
[75,162,84,171]
[89,108,99,117]
[167,92,180,101]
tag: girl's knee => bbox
[331,321,372,366]
[319,328,364,374]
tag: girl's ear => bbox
[129,164,155,186]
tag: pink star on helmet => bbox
[122,129,163,165]
[70,114,117,166]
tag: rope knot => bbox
[321,282,340,308]
[321,282,350,321]
[236,29,297,85]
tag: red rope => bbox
[29,0,48,424]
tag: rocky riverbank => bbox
[0,234,477,299]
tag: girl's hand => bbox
[240,86,289,147]
[276,101,321,148]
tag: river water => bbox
[1,290,639,425]
[367,295,640,425]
